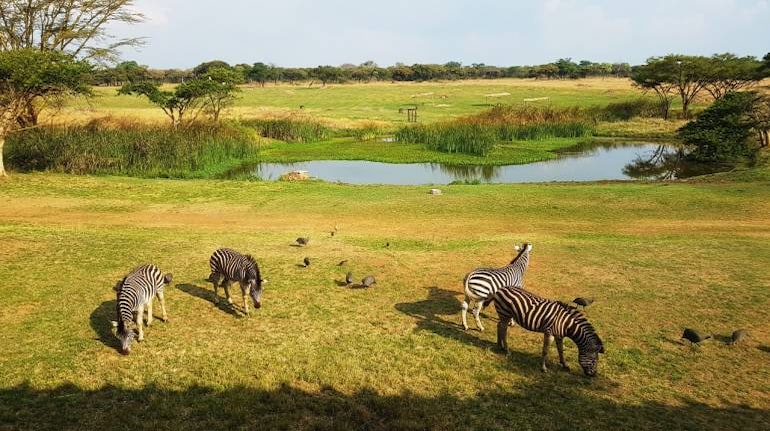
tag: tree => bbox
[0,0,144,125]
[631,59,677,120]
[703,53,764,100]
[311,66,342,86]
[113,61,149,84]
[192,60,230,77]
[200,67,243,121]
[678,91,761,162]
[248,62,271,87]
[119,81,208,128]
[0,49,92,176]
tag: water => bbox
[251,142,720,185]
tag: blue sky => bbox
[112,0,770,68]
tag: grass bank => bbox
[0,173,768,429]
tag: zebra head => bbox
[248,278,264,309]
[578,339,605,377]
[112,320,138,355]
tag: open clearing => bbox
[1,174,769,430]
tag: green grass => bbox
[257,137,584,165]
[0,173,768,430]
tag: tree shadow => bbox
[176,283,238,317]
[394,286,540,373]
[89,299,120,352]
[1,381,767,430]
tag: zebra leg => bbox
[222,280,234,305]
[146,297,154,327]
[555,337,570,371]
[156,290,168,322]
[461,300,470,331]
[473,303,485,332]
[241,283,250,316]
[497,318,509,354]
[136,303,145,342]
[541,333,553,373]
[210,273,221,304]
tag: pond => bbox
[251,142,723,185]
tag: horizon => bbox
[111,0,770,69]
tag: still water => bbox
[252,142,716,185]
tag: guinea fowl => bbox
[345,272,354,286]
[729,329,748,345]
[303,257,311,267]
[361,275,376,288]
[296,237,310,246]
[681,328,711,346]
[337,260,348,266]
[573,297,593,309]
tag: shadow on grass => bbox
[395,286,543,372]
[176,283,238,317]
[1,381,767,431]
[89,300,120,352]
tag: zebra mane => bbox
[508,244,529,265]
[557,301,604,352]
[243,254,261,283]
[244,254,257,267]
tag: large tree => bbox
[200,67,243,121]
[703,53,764,100]
[0,49,91,176]
[0,0,144,125]
[630,60,677,120]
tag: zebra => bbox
[111,264,173,355]
[208,248,265,315]
[461,243,532,331]
[493,285,605,377]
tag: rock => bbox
[429,188,442,195]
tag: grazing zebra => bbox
[461,243,532,331]
[208,248,264,315]
[493,285,604,377]
[111,264,173,355]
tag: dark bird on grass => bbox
[385,242,390,248]
[345,272,354,286]
[296,237,310,246]
[573,297,594,309]
[303,257,311,267]
[681,328,711,346]
[361,275,376,288]
[337,260,348,266]
[729,329,748,346]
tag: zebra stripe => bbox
[208,248,264,315]
[493,285,604,376]
[113,264,172,355]
[461,243,532,331]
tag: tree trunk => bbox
[0,136,7,177]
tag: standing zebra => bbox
[461,243,532,331]
[111,264,173,355]
[493,285,604,377]
[208,248,264,315]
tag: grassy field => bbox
[1,173,769,430]
[62,78,678,127]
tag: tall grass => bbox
[395,123,497,156]
[5,120,260,178]
[396,105,595,156]
[248,118,331,142]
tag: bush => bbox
[5,121,259,178]
[678,92,761,162]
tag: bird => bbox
[330,231,335,237]
[681,328,711,346]
[385,242,390,248]
[728,329,748,345]
[345,272,354,286]
[361,275,376,288]
[296,237,310,246]
[573,297,594,309]
[303,257,311,267]
[337,260,348,266]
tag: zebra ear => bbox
[599,345,605,354]
[163,273,174,284]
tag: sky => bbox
[110,0,770,69]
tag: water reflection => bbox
[245,142,730,185]
[621,145,725,180]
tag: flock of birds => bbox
[680,328,749,346]
[294,231,377,289]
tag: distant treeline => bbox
[92,58,636,86]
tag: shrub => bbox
[249,118,331,142]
